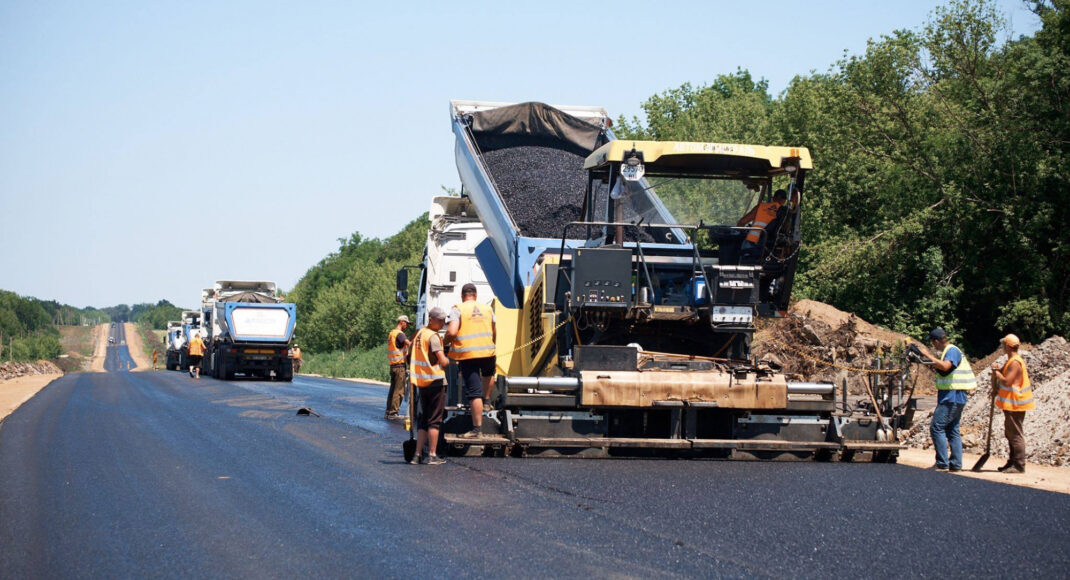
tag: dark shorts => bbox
[417,380,446,431]
[458,357,495,400]
[190,355,203,367]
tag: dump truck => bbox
[403,100,904,460]
[397,195,494,327]
[199,280,296,381]
[164,320,184,370]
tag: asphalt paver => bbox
[2,367,1068,578]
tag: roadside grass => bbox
[301,345,389,382]
[136,322,165,367]
[58,325,95,357]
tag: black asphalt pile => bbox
[482,145,651,242]
[483,145,588,239]
[0,361,62,380]
[904,336,1070,466]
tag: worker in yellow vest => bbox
[292,343,303,374]
[410,307,449,465]
[188,332,206,380]
[385,315,411,420]
[991,334,1035,474]
[446,283,495,439]
[737,188,797,262]
[915,327,977,471]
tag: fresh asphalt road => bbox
[2,361,1070,578]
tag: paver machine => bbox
[434,101,899,460]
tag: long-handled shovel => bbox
[402,369,418,463]
[971,372,997,472]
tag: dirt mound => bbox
[904,336,1070,466]
[753,300,917,394]
[0,361,62,381]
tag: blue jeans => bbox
[931,401,965,469]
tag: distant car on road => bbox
[108,337,115,344]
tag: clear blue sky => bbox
[0,0,1040,309]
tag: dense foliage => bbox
[99,300,187,330]
[288,215,429,354]
[0,289,108,361]
[616,0,1069,353]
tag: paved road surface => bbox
[2,361,1069,578]
[104,322,137,372]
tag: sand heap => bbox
[904,336,1070,466]
[0,361,62,381]
[753,300,918,394]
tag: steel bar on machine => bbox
[786,382,835,395]
[505,376,580,393]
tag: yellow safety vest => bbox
[410,327,445,388]
[387,328,405,366]
[996,354,1035,411]
[934,345,977,391]
[449,301,495,360]
[188,337,205,356]
[293,347,302,361]
[745,202,781,244]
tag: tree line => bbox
[615,0,1068,355]
[290,1,1066,362]
[0,289,110,361]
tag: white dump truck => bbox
[164,320,184,370]
[200,280,297,381]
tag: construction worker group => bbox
[395,283,495,464]
[915,328,1034,474]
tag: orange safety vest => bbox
[292,347,302,361]
[387,328,405,366]
[410,327,445,388]
[996,354,1035,411]
[449,301,495,361]
[744,202,782,244]
[188,337,205,356]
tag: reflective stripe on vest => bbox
[745,202,780,244]
[996,354,1035,411]
[449,301,495,360]
[387,328,405,365]
[934,345,977,391]
[410,327,445,388]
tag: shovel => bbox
[971,372,997,472]
[402,368,418,463]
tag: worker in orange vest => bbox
[188,332,206,379]
[410,307,449,465]
[385,315,411,420]
[991,334,1035,473]
[292,343,303,374]
[446,283,495,439]
[737,188,797,262]
[152,348,158,371]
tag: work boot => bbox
[1004,466,1026,474]
[997,463,1014,472]
[425,455,446,465]
[459,429,481,439]
[409,455,422,466]
[930,464,949,472]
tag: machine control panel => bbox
[570,248,633,309]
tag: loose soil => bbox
[123,323,154,372]
[89,323,107,372]
[0,361,62,422]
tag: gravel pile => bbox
[904,336,1070,466]
[482,145,651,242]
[483,145,588,239]
[0,361,62,380]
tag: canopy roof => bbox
[583,140,812,177]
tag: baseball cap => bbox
[397,315,411,323]
[1002,333,1021,347]
[927,328,947,341]
[428,306,447,320]
[461,282,478,295]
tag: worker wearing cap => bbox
[385,315,412,420]
[737,188,797,262]
[188,332,206,380]
[915,327,977,471]
[446,283,496,439]
[410,307,449,465]
[991,334,1034,473]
